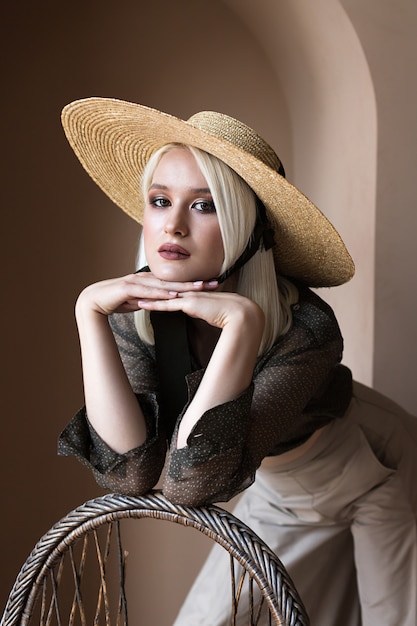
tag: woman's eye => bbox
[193,199,216,213]
[150,196,170,208]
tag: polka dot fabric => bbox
[58,285,352,505]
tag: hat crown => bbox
[187,111,283,174]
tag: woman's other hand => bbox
[75,272,219,318]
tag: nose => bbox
[163,204,189,237]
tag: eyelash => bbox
[149,196,216,213]
[150,197,170,208]
[193,200,216,213]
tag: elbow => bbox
[92,451,166,497]
[162,461,254,507]
[93,468,159,497]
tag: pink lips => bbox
[158,243,190,260]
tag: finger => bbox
[123,276,180,299]
[133,273,218,293]
[137,297,180,310]
[191,280,219,291]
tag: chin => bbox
[150,265,193,282]
[150,259,222,283]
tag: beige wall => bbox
[342,0,417,411]
[1,0,416,621]
[224,0,378,387]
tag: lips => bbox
[158,243,190,260]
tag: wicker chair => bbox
[1,491,309,626]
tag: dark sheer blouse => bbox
[58,286,352,505]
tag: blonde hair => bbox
[134,144,298,354]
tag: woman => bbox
[59,98,417,626]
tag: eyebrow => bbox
[149,183,212,194]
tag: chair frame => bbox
[1,491,309,626]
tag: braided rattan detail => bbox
[1,491,309,626]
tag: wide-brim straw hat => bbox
[61,97,354,287]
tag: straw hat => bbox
[61,97,354,287]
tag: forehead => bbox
[151,147,207,184]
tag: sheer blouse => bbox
[58,286,352,505]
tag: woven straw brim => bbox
[61,97,354,287]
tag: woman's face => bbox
[143,147,224,282]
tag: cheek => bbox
[142,213,158,252]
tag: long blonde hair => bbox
[134,144,298,354]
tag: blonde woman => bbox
[59,98,417,626]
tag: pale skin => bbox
[75,147,265,453]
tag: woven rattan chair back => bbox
[1,491,309,626]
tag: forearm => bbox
[76,305,147,454]
[177,304,264,448]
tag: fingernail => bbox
[168,291,178,296]
[208,280,218,287]
[193,281,203,286]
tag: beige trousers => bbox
[174,382,417,626]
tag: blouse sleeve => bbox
[58,313,168,495]
[162,292,352,506]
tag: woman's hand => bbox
[137,286,262,332]
[75,272,219,319]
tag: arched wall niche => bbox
[341,0,417,412]
[223,0,377,387]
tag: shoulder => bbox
[252,285,346,390]
[291,284,342,345]
[256,284,343,372]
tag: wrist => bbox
[225,299,265,337]
[75,289,109,327]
